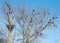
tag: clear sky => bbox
[0,0,60,43]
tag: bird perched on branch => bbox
[7,25,14,32]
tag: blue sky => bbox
[0,0,60,43]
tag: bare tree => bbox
[0,1,57,43]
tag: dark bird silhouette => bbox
[7,25,14,32]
